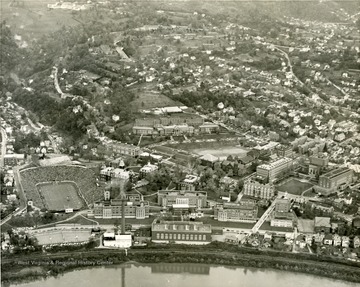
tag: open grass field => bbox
[34,229,91,245]
[277,178,314,196]
[37,182,83,211]
[130,86,182,110]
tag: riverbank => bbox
[2,243,360,285]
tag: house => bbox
[353,236,360,248]
[323,234,333,245]
[305,234,313,245]
[314,233,325,244]
[341,236,350,248]
[314,217,331,233]
[333,234,342,246]
[296,234,306,248]
[264,232,272,240]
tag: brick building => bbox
[151,221,211,244]
[158,190,207,208]
[242,179,275,200]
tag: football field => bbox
[37,182,83,211]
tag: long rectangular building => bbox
[317,167,353,194]
[214,200,258,223]
[151,221,212,244]
[93,199,149,219]
[110,143,141,157]
[158,190,207,208]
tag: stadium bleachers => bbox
[20,165,102,210]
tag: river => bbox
[9,263,359,287]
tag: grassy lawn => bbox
[277,178,313,196]
[130,88,181,110]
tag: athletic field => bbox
[34,229,91,245]
[37,182,83,211]
[192,146,248,161]
[277,178,313,196]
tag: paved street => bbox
[0,127,7,168]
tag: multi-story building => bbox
[110,143,141,157]
[256,157,293,183]
[133,116,204,136]
[214,200,258,223]
[132,126,154,135]
[93,199,149,219]
[158,190,207,208]
[180,175,199,191]
[317,167,353,194]
[270,211,295,228]
[277,146,293,158]
[242,179,275,199]
[308,155,329,177]
[199,123,219,133]
[139,162,158,177]
[100,167,130,181]
[275,198,291,213]
[151,221,212,244]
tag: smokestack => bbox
[120,180,126,235]
[121,199,126,235]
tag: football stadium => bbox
[19,165,102,212]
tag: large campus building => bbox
[132,115,219,136]
[158,190,207,208]
[109,143,141,157]
[256,157,293,183]
[270,211,295,228]
[242,179,275,200]
[93,193,149,219]
[316,167,353,195]
[214,199,258,223]
[151,220,212,244]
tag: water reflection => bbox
[151,263,210,275]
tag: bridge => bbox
[251,196,280,234]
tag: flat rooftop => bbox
[159,190,207,196]
[257,157,292,171]
[320,167,351,179]
[152,221,211,233]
